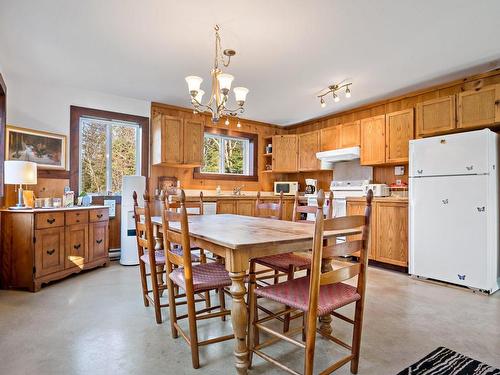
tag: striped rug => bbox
[397,347,500,375]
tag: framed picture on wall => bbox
[6,125,67,170]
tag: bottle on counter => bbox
[216,185,222,196]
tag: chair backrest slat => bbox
[132,190,156,265]
[322,240,364,259]
[255,191,283,220]
[320,264,361,285]
[166,247,184,266]
[323,215,366,231]
[162,191,204,215]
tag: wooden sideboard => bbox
[0,206,110,292]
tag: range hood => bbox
[316,146,360,169]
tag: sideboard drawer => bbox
[89,208,109,223]
[35,212,65,229]
[65,211,89,226]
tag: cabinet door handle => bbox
[96,239,103,244]
[96,214,103,219]
[73,243,81,250]
[46,249,56,255]
[76,219,80,223]
[47,218,56,224]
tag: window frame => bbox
[70,106,149,198]
[193,127,258,182]
[78,117,141,195]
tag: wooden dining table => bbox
[151,213,361,374]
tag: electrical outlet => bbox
[394,166,405,176]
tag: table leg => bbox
[229,271,249,375]
[319,258,333,335]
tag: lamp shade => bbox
[4,161,38,185]
[185,76,203,92]
[233,87,249,102]
[217,73,234,91]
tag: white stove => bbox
[330,179,370,243]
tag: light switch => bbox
[394,166,405,176]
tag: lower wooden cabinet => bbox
[216,198,294,220]
[0,207,110,292]
[347,199,408,267]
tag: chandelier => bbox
[317,81,352,108]
[185,25,249,125]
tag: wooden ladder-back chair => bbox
[133,191,168,324]
[162,190,234,369]
[248,189,373,375]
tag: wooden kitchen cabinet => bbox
[375,201,408,267]
[34,227,65,277]
[298,131,321,171]
[151,113,204,167]
[416,95,456,137]
[65,223,89,269]
[216,200,236,214]
[385,109,414,164]
[360,115,386,165]
[320,126,341,151]
[346,200,374,259]
[1,207,109,292]
[272,135,298,172]
[236,200,255,216]
[458,84,500,129]
[340,120,361,148]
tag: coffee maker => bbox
[304,178,317,196]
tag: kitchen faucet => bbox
[232,185,245,196]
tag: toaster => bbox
[363,184,390,197]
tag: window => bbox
[79,117,141,194]
[202,133,250,175]
[194,128,258,181]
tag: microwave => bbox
[274,181,299,196]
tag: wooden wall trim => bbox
[288,68,500,131]
[69,105,150,196]
[0,73,6,201]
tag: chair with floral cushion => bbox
[248,189,373,375]
[162,190,233,369]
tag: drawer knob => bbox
[47,218,56,224]
[73,243,81,250]
[46,249,56,255]
[97,214,103,219]
[96,239,103,244]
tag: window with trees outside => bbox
[79,117,141,195]
[201,133,252,176]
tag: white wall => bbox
[5,75,150,137]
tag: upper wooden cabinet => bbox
[298,131,321,171]
[360,115,386,165]
[416,95,456,137]
[151,112,204,167]
[340,120,360,148]
[320,126,341,151]
[458,84,500,129]
[385,109,414,164]
[272,135,298,172]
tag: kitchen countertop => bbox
[346,196,408,203]
[156,190,306,202]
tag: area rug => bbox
[397,347,500,375]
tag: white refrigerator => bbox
[409,129,500,294]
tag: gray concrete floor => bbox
[0,262,499,375]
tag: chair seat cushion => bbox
[254,253,311,273]
[170,245,200,262]
[254,276,361,316]
[169,262,231,292]
[140,250,166,265]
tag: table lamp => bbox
[4,160,38,210]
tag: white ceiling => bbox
[1,0,500,126]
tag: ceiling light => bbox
[317,80,352,106]
[225,118,230,126]
[185,25,249,123]
[237,120,241,128]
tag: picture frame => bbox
[6,125,67,170]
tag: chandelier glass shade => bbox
[185,25,249,123]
